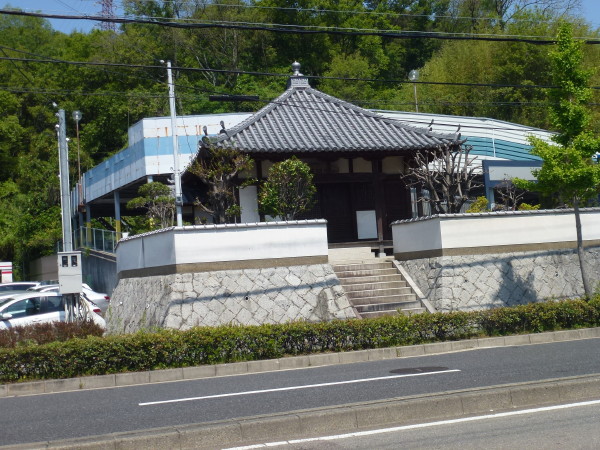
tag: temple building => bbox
[76,63,550,253]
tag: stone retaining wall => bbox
[401,246,600,312]
[107,264,356,334]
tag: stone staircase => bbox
[329,248,426,319]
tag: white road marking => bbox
[224,398,600,449]
[138,369,460,406]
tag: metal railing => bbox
[74,227,119,254]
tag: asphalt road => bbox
[1,338,599,446]
[246,400,600,449]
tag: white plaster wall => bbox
[239,186,260,223]
[392,217,443,253]
[392,209,600,254]
[382,156,403,174]
[353,158,372,173]
[117,220,328,273]
[331,158,350,174]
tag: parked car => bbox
[0,282,41,292]
[0,290,30,300]
[0,292,105,330]
[27,284,110,315]
[82,283,110,314]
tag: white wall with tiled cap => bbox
[392,208,600,255]
[116,220,328,274]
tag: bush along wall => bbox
[0,297,599,382]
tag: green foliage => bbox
[0,2,597,276]
[514,24,600,207]
[259,157,317,220]
[126,182,175,230]
[0,297,599,382]
[466,196,489,213]
[549,23,594,147]
[513,24,600,298]
[517,202,540,211]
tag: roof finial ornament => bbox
[292,61,302,77]
[287,61,309,89]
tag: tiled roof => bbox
[209,77,461,154]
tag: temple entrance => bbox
[297,178,412,245]
[317,182,375,243]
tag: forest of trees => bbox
[1,0,599,276]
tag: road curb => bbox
[5,374,600,449]
[1,327,599,398]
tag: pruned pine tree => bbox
[404,143,482,214]
[187,143,254,224]
[126,182,175,230]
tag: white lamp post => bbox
[408,69,419,113]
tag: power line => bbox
[4,85,580,108]
[4,53,600,91]
[3,8,600,44]
[40,0,587,27]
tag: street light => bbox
[72,111,82,180]
[408,70,419,113]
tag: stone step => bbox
[328,247,375,264]
[360,306,426,318]
[333,261,393,273]
[355,300,423,313]
[359,310,401,319]
[347,288,415,299]
[338,274,404,285]
[335,268,398,279]
[350,294,419,306]
[341,281,408,292]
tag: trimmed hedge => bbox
[0,321,104,348]
[0,297,599,382]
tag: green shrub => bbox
[466,197,489,213]
[518,202,541,211]
[0,298,599,383]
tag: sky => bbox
[9,0,600,34]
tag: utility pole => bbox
[57,109,82,323]
[163,60,183,227]
[57,110,73,252]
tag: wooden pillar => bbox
[372,159,385,256]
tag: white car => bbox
[27,284,110,315]
[0,292,105,330]
[0,282,41,292]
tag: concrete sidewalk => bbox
[2,327,599,398]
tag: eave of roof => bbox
[206,80,461,154]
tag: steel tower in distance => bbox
[97,0,116,31]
